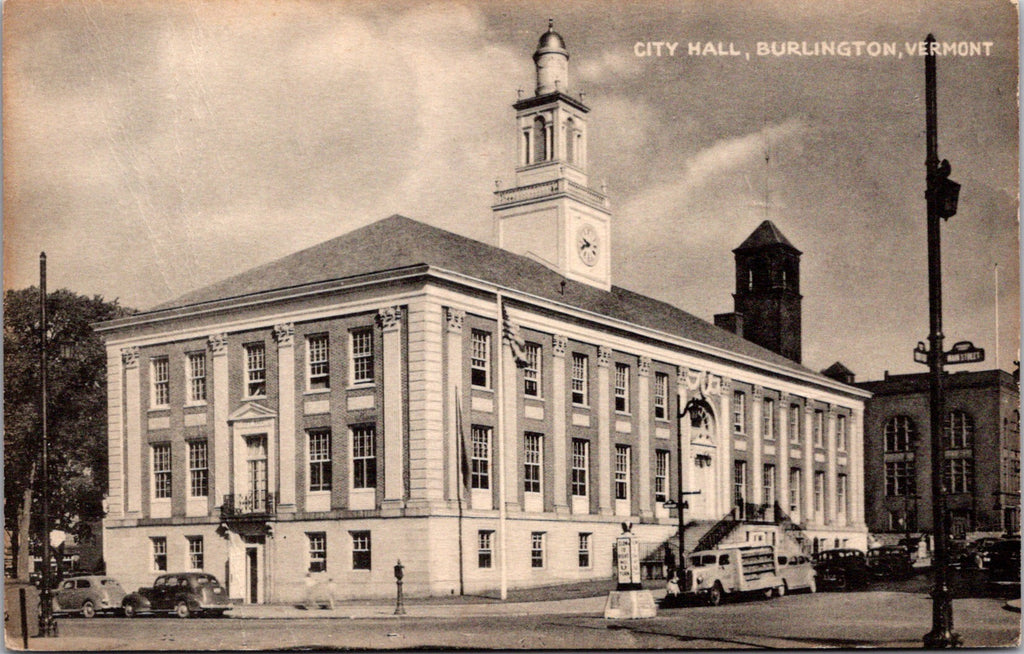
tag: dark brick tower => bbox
[732,220,802,363]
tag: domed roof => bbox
[536,19,567,52]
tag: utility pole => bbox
[38,253,57,637]
[920,34,961,649]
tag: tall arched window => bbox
[532,117,548,163]
[884,416,916,452]
[944,410,974,449]
[565,117,576,164]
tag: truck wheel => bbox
[778,581,788,597]
[122,603,137,618]
[175,601,191,619]
[707,583,724,607]
[81,601,96,619]
[809,577,817,593]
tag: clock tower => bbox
[493,22,612,290]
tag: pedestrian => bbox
[665,549,676,580]
[303,572,316,610]
[665,574,680,597]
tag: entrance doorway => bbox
[242,535,265,604]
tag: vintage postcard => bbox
[3,0,1019,649]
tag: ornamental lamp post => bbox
[393,560,406,615]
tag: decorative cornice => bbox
[752,386,764,401]
[208,333,228,356]
[376,306,403,332]
[597,345,611,368]
[638,356,652,377]
[273,323,295,347]
[121,346,140,368]
[676,367,688,390]
[780,393,793,405]
[804,403,816,416]
[445,307,465,333]
[552,334,568,357]
[720,377,733,394]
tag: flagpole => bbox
[496,292,509,601]
[455,387,465,596]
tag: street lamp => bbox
[675,400,707,580]
[38,253,58,638]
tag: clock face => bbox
[577,224,599,266]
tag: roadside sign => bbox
[913,340,985,366]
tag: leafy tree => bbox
[4,287,133,578]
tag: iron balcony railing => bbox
[220,491,276,520]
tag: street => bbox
[31,587,1020,650]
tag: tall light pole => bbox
[920,34,961,649]
[38,253,58,637]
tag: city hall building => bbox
[100,25,869,603]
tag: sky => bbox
[3,0,1019,382]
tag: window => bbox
[524,432,542,494]
[789,404,801,443]
[944,458,974,494]
[351,426,376,490]
[885,461,916,496]
[188,440,208,498]
[733,391,747,433]
[884,416,916,452]
[836,414,847,451]
[471,426,491,490]
[578,533,591,568]
[309,429,333,492]
[789,468,802,513]
[351,329,374,385]
[762,398,775,440]
[471,331,491,388]
[478,531,493,568]
[614,363,630,413]
[187,353,206,403]
[571,439,589,497]
[837,474,848,515]
[307,334,330,390]
[733,460,748,517]
[187,536,204,570]
[654,373,669,420]
[813,471,825,514]
[152,537,167,571]
[945,410,974,449]
[655,451,669,503]
[523,343,541,397]
[571,353,589,405]
[531,532,545,568]
[308,533,327,572]
[152,357,170,407]
[763,464,776,506]
[351,531,371,570]
[244,343,266,397]
[614,445,631,501]
[153,444,172,499]
[532,116,548,163]
[813,410,824,447]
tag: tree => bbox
[3,287,133,578]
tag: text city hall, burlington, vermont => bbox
[98,25,869,604]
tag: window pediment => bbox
[227,402,277,424]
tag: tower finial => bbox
[548,18,554,31]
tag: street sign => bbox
[945,341,984,365]
[913,340,985,366]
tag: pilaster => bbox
[273,324,296,511]
[106,347,125,518]
[596,345,612,515]
[636,356,652,517]
[751,386,764,507]
[675,368,692,516]
[444,308,465,502]
[826,406,838,525]
[122,347,142,515]
[718,377,733,517]
[803,403,815,525]
[501,324,520,511]
[209,333,230,507]
[551,334,569,513]
[850,406,866,526]
[406,300,445,504]
[777,394,790,519]
[377,307,405,504]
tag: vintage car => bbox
[53,575,127,618]
[813,548,870,590]
[775,553,817,594]
[122,572,232,618]
[984,538,1021,584]
[866,545,915,579]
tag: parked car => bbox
[984,538,1021,584]
[775,553,816,595]
[961,537,1003,569]
[866,546,914,579]
[122,572,232,618]
[813,548,869,590]
[53,575,127,618]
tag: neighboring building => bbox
[858,369,1020,542]
[100,24,869,603]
